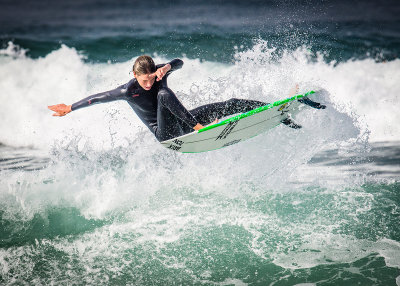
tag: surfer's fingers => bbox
[52,111,67,116]
[48,106,61,112]
[156,70,165,81]
[48,104,65,111]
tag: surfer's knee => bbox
[226,98,240,105]
[225,98,243,108]
[158,88,175,104]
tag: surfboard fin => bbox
[299,97,326,109]
[281,118,302,129]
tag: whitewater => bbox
[1,41,399,150]
[1,40,400,285]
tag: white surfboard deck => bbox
[161,91,315,153]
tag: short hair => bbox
[133,55,156,75]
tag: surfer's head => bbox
[133,55,157,90]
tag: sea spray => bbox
[1,40,399,285]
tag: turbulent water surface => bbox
[1,0,400,285]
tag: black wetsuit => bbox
[72,59,266,141]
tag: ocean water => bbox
[1,0,400,285]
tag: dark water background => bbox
[1,0,400,63]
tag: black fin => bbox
[299,97,326,109]
[281,118,302,129]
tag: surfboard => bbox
[161,91,318,153]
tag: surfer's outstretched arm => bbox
[48,86,127,116]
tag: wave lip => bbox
[1,41,400,150]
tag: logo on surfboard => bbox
[278,103,291,115]
[215,121,239,140]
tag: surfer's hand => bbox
[193,123,204,131]
[48,104,72,116]
[150,64,171,81]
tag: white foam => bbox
[1,39,399,286]
[0,41,397,221]
[0,41,28,58]
[378,238,400,269]
[1,181,399,284]
[271,234,400,270]
[0,41,399,152]
[219,278,248,285]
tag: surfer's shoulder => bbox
[119,79,138,94]
[104,79,136,99]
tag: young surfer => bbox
[48,56,266,141]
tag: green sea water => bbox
[1,142,399,285]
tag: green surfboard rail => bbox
[198,90,315,133]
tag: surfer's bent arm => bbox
[160,58,183,73]
[151,59,183,81]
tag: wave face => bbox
[1,1,400,285]
[0,41,399,150]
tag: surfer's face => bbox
[134,73,155,91]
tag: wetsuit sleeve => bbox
[156,59,183,75]
[168,58,183,71]
[71,86,127,111]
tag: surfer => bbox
[48,56,266,141]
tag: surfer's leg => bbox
[154,88,196,141]
[225,98,267,113]
[158,88,197,127]
[154,103,184,141]
[190,98,267,125]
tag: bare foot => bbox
[211,118,219,125]
[288,84,299,97]
[193,123,205,131]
